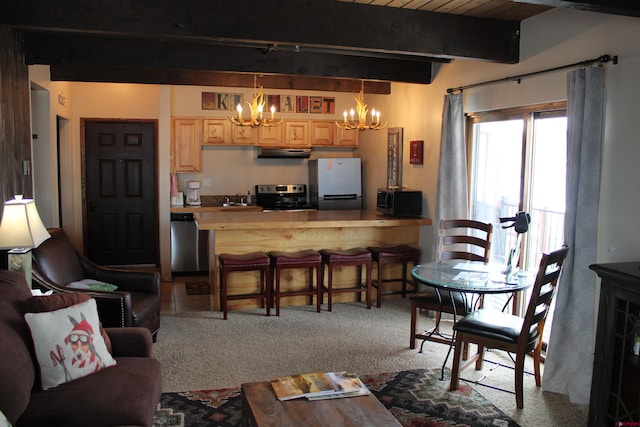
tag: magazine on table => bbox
[270,371,370,401]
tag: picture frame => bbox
[202,92,216,110]
[281,95,295,112]
[267,94,281,112]
[387,128,403,189]
[230,94,244,111]
[409,140,424,165]
[309,96,323,113]
[322,97,335,114]
[296,96,309,113]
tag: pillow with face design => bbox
[24,298,117,390]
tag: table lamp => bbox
[0,195,51,287]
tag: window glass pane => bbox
[525,116,567,269]
[470,119,524,264]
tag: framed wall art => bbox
[409,140,424,165]
[387,127,404,189]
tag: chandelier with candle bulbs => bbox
[336,81,387,131]
[229,75,283,128]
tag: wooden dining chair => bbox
[448,246,569,409]
[409,219,493,351]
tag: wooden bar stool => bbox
[367,245,420,307]
[269,250,323,316]
[319,248,372,312]
[219,252,271,320]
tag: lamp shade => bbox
[0,196,51,249]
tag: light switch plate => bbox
[202,178,212,187]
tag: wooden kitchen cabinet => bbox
[258,125,284,146]
[202,119,231,145]
[172,118,202,172]
[336,126,359,147]
[588,262,640,426]
[310,121,336,146]
[231,125,258,145]
[285,120,309,146]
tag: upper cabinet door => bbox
[310,121,336,146]
[258,125,284,146]
[231,125,258,145]
[285,121,310,147]
[172,118,202,172]
[203,119,231,145]
[336,127,359,147]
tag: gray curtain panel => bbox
[433,93,469,259]
[543,66,603,405]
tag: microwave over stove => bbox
[377,188,422,217]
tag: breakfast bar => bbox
[194,210,432,312]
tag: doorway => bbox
[83,120,158,266]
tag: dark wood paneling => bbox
[0,27,32,206]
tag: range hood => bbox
[257,148,311,159]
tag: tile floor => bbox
[161,274,214,314]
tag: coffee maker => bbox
[185,181,202,206]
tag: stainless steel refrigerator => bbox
[308,158,362,210]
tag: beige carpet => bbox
[152,298,588,426]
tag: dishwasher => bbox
[170,213,209,274]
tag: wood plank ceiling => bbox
[0,0,638,91]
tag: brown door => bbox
[84,120,157,265]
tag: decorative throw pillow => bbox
[67,278,118,292]
[24,298,117,390]
[27,292,112,353]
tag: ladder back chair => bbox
[410,219,493,351]
[448,245,569,409]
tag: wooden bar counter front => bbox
[195,210,432,312]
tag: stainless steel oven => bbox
[255,184,315,211]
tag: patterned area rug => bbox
[184,281,210,295]
[153,368,520,427]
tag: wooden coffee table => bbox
[241,380,402,427]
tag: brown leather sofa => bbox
[0,270,162,426]
[31,228,161,341]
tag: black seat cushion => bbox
[453,308,538,345]
[410,290,472,315]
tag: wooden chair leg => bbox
[474,345,485,370]
[327,265,333,312]
[410,301,418,349]
[533,348,543,386]
[449,332,464,391]
[515,353,525,409]
[315,263,322,313]
[376,261,383,308]
[365,260,372,309]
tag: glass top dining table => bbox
[411,260,535,380]
[411,260,534,295]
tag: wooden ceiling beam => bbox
[48,66,393,94]
[1,0,520,63]
[23,32,435,84]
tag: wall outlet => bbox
[202,178,212,187]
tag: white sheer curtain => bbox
[543,66,603,405]
[433,93,468,259]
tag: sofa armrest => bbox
[80,257,160,295]
[105,327,154,357]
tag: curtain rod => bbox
[446,54,617,94]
